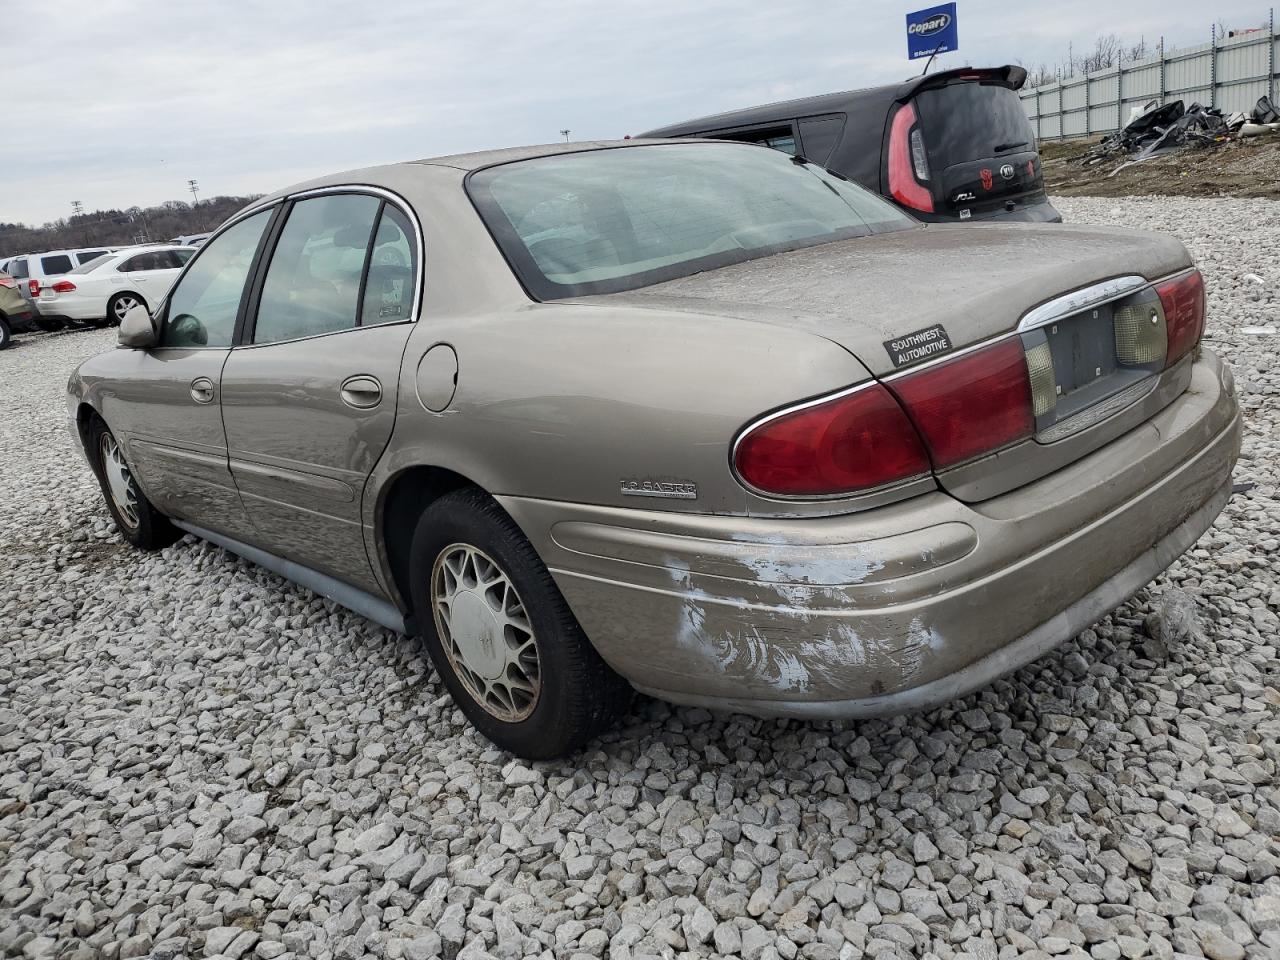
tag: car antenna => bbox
[919,40,946,76]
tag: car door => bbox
[219,190,419,593]
[101,209,276,537]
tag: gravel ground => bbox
[1,196,1278,960]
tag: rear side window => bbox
[40,254,73,275]
[360,206,416,326]
[162,211,272,348]
[797,115,846,165]
[912,82,1036,165]
[76,250,108,264]
[253,193,381,344]
[10,259,29,279]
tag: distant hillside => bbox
[0,195,262,258]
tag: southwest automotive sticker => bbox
[883,324,953,367]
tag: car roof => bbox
[639,65,1028,138]
[245,138,705,209]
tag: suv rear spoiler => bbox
[892,65,1027,103]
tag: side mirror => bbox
[118,304,157,349]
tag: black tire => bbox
[87,416,180,551]
[0,315,10,350]
[106,291,146,328]
[408,487,632,759]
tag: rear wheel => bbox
[408,487,632,759]
[88,417,180,550]
[107,292,145,327]
[0,316,10,350]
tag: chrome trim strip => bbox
[1017,275,1148,332]
[729,380,932,501]
[172,520,407,634]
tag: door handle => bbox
[340,375,382,409]
[190,377,215,404]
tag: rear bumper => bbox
[501,350,1239,716]
[3,308,38,332]
[36,296,101,321]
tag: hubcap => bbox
[431,544,540,722]
[113,296,138,321]
[99,433,140,529]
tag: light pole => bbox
[188,179,200,205]
[560,129,571,142]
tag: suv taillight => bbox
[888,103,934,213]
[733,383,931,497]
[1158,270,1205,367]
[28,279,40,296]
[887,338,1035,470]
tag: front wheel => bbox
[408,488,632,759]
[106,292,146,327]
[88,417,180,550]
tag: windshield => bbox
[469,142,916,299]
[913,81,1037,165]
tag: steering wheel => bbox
[168,314,208,346]
[374,247,406,268]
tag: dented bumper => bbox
[500,350,1240,717]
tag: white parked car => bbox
[35,246,196,326]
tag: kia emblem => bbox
[1000,163,1015,180]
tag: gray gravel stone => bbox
[2,194,1279,960]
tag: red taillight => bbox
[734,384,931,497]
[888,338,1035,470]
[51,280,76,293]
[888,103,934,213]
[1158,270,1205,367]
[28,279,40,296]
[0,277,14,289]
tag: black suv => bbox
[641,65,1060,224]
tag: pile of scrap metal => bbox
[1079,96,1280,172]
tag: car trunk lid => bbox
[579,222,1196,501]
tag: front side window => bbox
[469,142,916,299]
[161,210,271,348]
[174,248,195,265]
[253,193,381,344]
[40,254,73,275]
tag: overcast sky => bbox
[4,0,1271,226]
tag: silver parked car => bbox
[68,140,1240,758]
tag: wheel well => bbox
[75,403,102,453]
[380,465,474,625]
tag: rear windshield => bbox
[913,81,1036,165]
[469,142,916,299]
[71,254,113,274]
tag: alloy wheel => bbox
[99,433,140,529]
[431,543,541,722]
[112,295,140,323]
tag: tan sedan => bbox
[67,140,1240,758]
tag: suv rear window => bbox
[912,81,1035,165]
[39,254,74,275]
